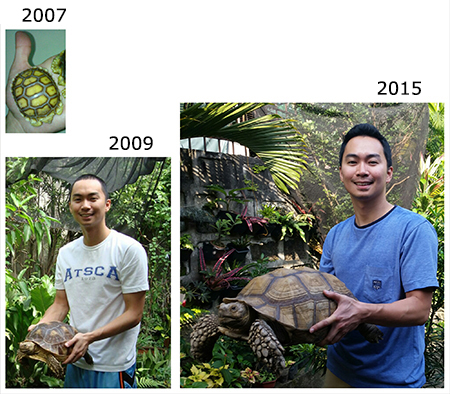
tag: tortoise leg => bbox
[83,350,94,365]
[357,323,384,343]
[248,319,287,378]
[45,353,64,378]
[190,314,221,361]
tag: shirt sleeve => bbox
[400,220,439,293]
[54,252,65,290]
[118,242,150,293]
[320,226,336,275]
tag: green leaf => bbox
[30,285,55,316]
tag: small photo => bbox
[5,30,66,133]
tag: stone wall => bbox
[180,148,317,285]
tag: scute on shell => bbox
[11,66,63,126]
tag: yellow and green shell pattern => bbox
[11,66,63,127]
[51,50,66,98]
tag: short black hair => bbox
[69,174,109,200]
[339,123,392,168]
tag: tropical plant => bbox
[181,362,231,388]
[259,204,313,242]
[204,184,253,213]
[411,135,444,387]
[286,343,327,377]
[5,172,60,267]
[181,103,308,193]
[199,248,251,291]
[240,367,261,384]
[180,233,194,250]
[5,268,61,388]
[426,103,444,160]
[210,214,242,247]
[135,348,171,388]
[182,280,212,305]
[239,205,268,233]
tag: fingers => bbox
[28,324,37,332]
[310,315,334,334]
[12,31,32,72]
[62,334,89,365]
[323,289,340,300]
[310,290,348,346]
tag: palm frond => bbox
[180,103,308,193]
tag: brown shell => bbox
[232,267,354,332]
[24,321,77,358]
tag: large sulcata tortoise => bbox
[190,267,383,377]
[17,321,93,378]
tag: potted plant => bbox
[239,205,268,236]
[254,370,277,388]
[258,204,314,242]
[180,234,194,262]
[204,184,254,214]
[240,368,277,388]
[226,235,251,265]
[198,248,251,295]
[204,214,242,261]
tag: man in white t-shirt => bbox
[29,174,149,388]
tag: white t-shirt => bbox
[55,229,149,372]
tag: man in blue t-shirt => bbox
[309,124,438,388]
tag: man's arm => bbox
[309,288,434,346]
[28,289,70,331]
[63,291,146,364]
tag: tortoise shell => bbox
[24,321,76,359]
[11,66,63,127]
[226,267,354,338]
[51,50,66,97]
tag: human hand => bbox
[309,290,362,346]
[6,31,65,133]
[62,332,91,365]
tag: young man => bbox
[309,124,438,388]
[30,174,149,388]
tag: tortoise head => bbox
[218,298,254,331]
[19,341,38,355]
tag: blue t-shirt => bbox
[320,205,438,388]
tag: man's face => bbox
[339,136,393,203]
[69,179,111,229]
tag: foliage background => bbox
[180,103,444,388]
[5,157,171,388]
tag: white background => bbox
[1,1,449,393]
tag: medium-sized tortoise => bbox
[190,267,383,377]
[10,64,63,127]
[17,321,93,378]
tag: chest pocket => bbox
[363,265,395,303]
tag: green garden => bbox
[5,157,171,388]
[180,103,444,388]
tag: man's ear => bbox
[386,166,393,183]
[105,199,112,212]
